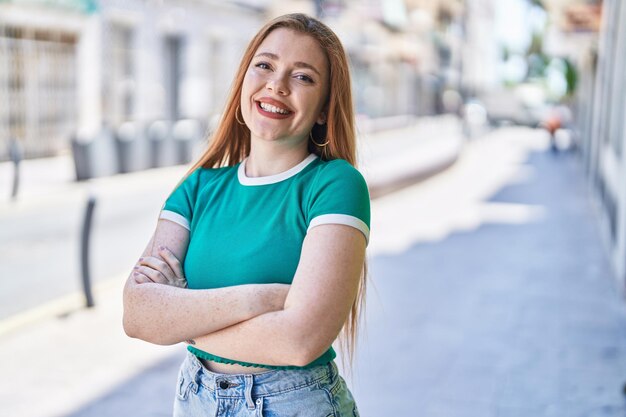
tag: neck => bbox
[245,140,310,177]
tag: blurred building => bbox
[565,0,626,288]
[0,0,476,163]
[0,0,264,162]
[322,0,468,118]
[0,1,86,159]
[460,0,498,96]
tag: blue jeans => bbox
[173,351,360,416]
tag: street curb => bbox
[0,274,124,339]
[368,150,460,199]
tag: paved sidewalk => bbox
[356,127,626,416]
[0,116,464,417]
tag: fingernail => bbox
[133,265,139,269]
[133,272,138,276]
[158,246,165,251]
[138,257,144,261]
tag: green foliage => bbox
[526,52,550,79]
[501,45,511,62]
[527,31,544,57]
[563,58,578,96]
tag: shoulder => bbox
[169,165,237,202]
[306,158,370,213]
[318,158,361,175]
[307,158,369,201]
[305,158,371,243]
[311,158,367,187]
[191,165,237,189]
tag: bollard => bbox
[147,121,169,168]
[115,122,137,174]
[173,119,201,164]
[71,135,93,181]
[8,138,23,200]
[80,195,97,308]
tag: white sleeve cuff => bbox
[159,210,191,231]
[308,214,370,245]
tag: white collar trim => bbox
[238,154,318,186]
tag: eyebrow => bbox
[254,52,321,76]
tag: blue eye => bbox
[255,62,271,70]
[296,74,314,83]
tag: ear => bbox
[316,109,327,125]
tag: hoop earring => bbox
[235,105,245,125]
[310,130,329,147]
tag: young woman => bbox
[123,13,370,416]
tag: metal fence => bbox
[0,25,77,161]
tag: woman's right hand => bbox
[134,246,188,288]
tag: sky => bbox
[495,0,534,53]
[494,0,554,89]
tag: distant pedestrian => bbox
[123,13,370,416]
[542,104,572,154]
[544,112,561,153]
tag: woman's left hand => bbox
[133,246,187,288]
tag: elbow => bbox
[123,291,138,338]
[285,330,332,367]
[123,314,176,345]
[122,285,143,339]
[122,312,141,340]
[288,344,329,368]
[122,286,175,346]
[289,351,318,368]
[122,307,146,341]
[279,311,335,367]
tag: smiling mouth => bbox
[255,100,293,119]
[257,101,292,115]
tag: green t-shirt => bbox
[160,153,370,369]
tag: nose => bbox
[266,74,289,96]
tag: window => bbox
[103,22,135,126]
[0,25,77,159]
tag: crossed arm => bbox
[123,218,366,367]
[123,220,289,345]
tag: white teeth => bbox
[260,102,289,114]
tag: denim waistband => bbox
[181,351,338,399]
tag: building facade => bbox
[574,0,626,289]
[1,0,466,162]
[0,0,264,161]
[0,1,86,159]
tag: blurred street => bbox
[2,124,626,417]
[2,0,626,416]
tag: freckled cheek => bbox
[243,70,264,89]
[303,92,326,115]
[242,71,257,94]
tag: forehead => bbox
[255,28,328,73]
